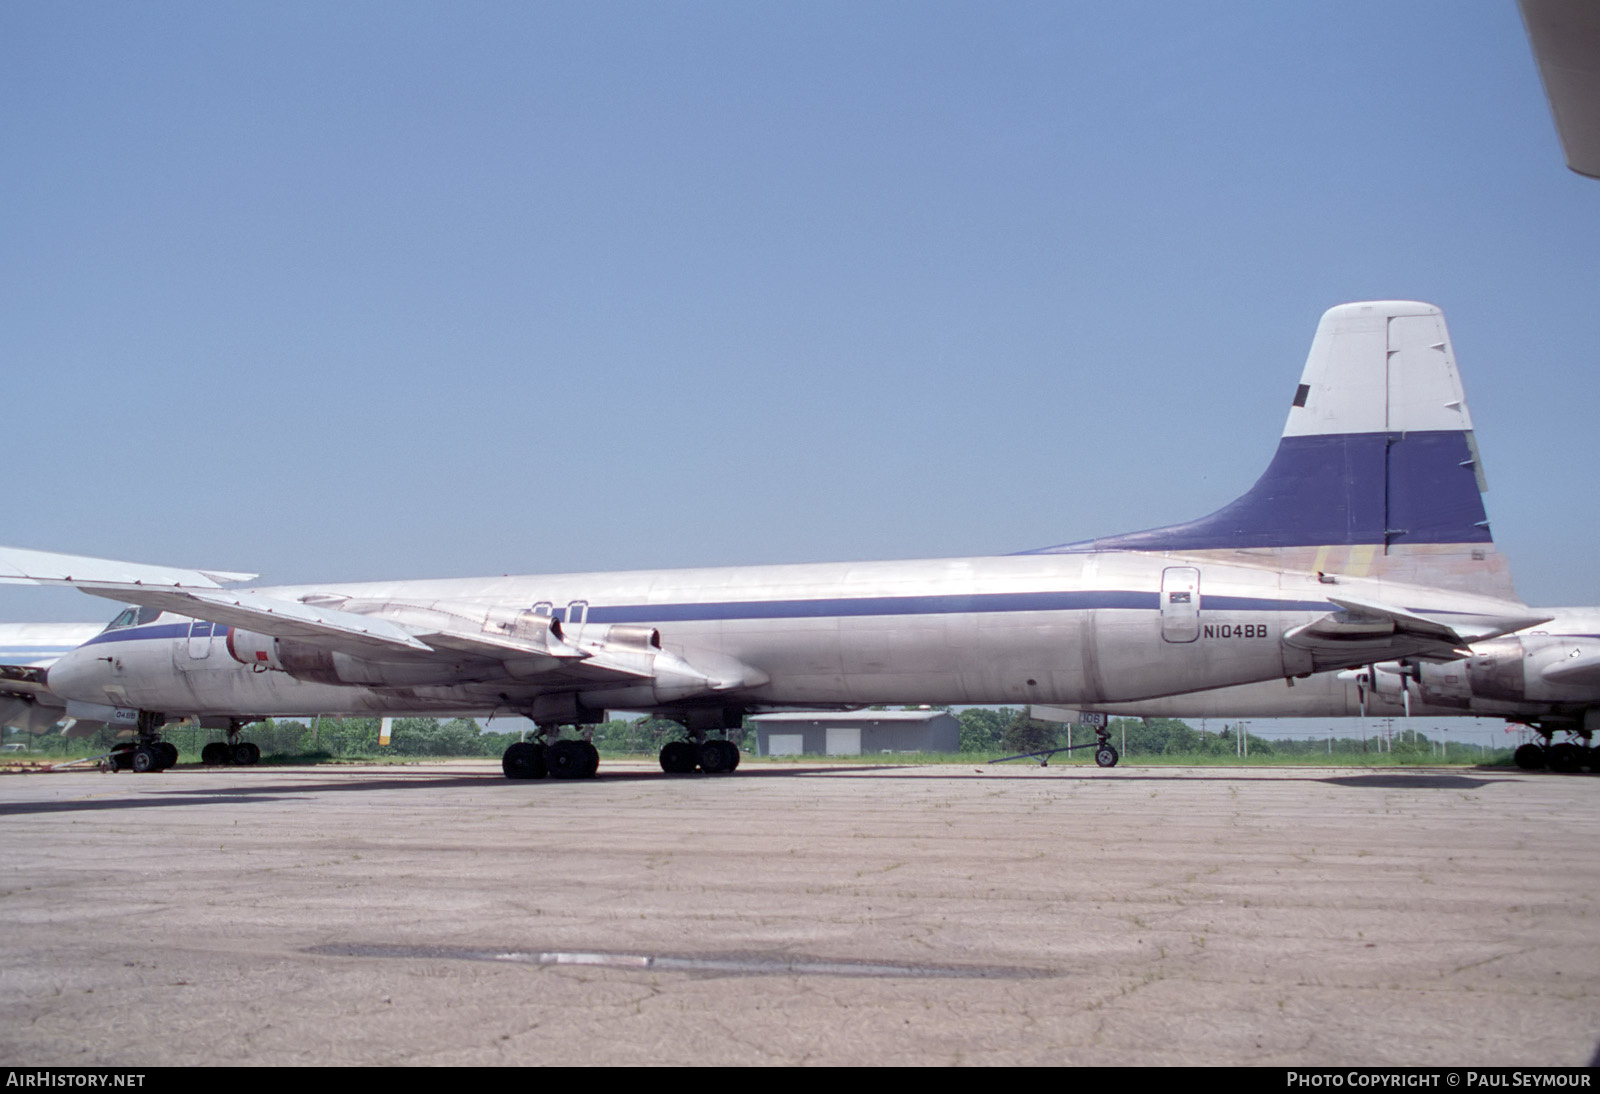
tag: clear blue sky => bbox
[3,0,1596,638]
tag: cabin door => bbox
[1160,566,1201,643]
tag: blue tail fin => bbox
[1026,301,1516,600]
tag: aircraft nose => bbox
[43,646,112,702]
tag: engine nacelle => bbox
[226,629,341,684]
[226,628,281,671]
[1521,635,1600,703]
[482,607,567,648]
[1462,638,1527,702]
[595,624,660,651]
[1378,636,1600,709]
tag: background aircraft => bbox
[0,623,110,739]
[0,301,1542,778]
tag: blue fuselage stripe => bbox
[82,624,201,647]
[582,590,1161,622]
[74,591,1348,649]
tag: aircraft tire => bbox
[547,739,590,779]
[156,742,179,769]
[659,740,697,774]
[580,741,600,777]
[131,746,160,774]
[1548,743,1582,773]
[698,740,733,774]
[233,742,260,766]
[502,741,547,780]
[1094,745,1119,768]
[1513,743,1546,770]
[202,742,228,766]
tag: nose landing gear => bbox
[101,711,179,773]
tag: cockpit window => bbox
[103,608,139,632]
[102,605,163,632]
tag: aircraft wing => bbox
[70,584,435,656]
[1520,0,1600,179]
[1284,595,1551,669]
[0,546,430,658]
[0,546,755,694]
[0,545,256,588]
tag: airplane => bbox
[0,300,1547,780]
[0,623,111,739]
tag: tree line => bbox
[3,708,1511,764]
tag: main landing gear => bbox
[201,720,261,766]
[1513,737,1597,773]
[498,729,743,780]
[501,734,600,781]
[659,737,741,775]
[658,708,744,775]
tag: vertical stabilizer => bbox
[1026,301,1517,600]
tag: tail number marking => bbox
[1202,623,1269,639]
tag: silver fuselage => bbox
[44,551,1524,722]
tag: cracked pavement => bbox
[0,760,1595,1065]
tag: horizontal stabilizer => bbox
[0,545,256,588]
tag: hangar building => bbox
[749,710,961,756]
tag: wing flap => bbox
[1285,596,1552,670]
